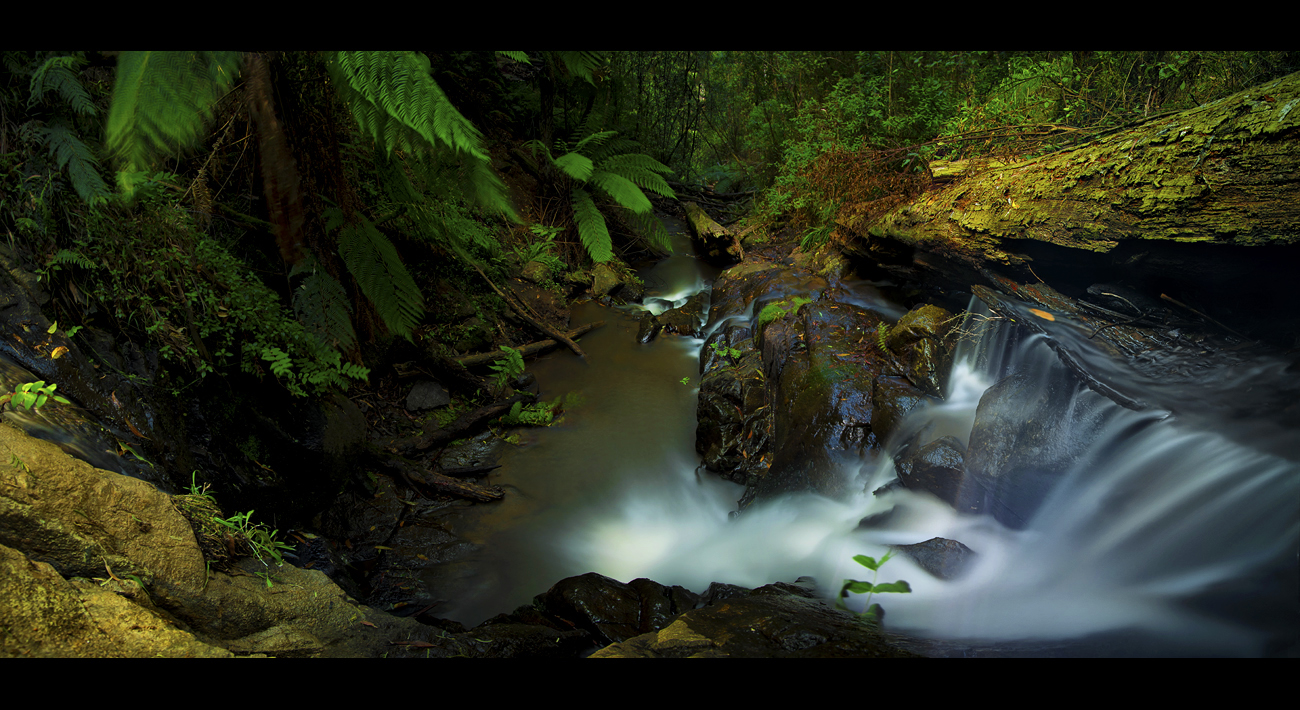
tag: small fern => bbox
[877,323,891,352]
[292,266,357,352]
[28,55,96,116]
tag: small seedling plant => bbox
[0,381,71,411]
[838,550,911,625]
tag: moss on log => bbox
[867,72,1300,267]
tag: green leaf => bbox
[571,188,613,263]
[853,554,881,571]
[554,152,594,182]
[871,581,912,594]
[842,580,874,594]
[588,170,652,214]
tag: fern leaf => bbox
[571,187,612,263]
[628,210,672,254]
[555,51,605,85]
[497,51,531,65]
[29,55,95,116]
[106,51,241,170]
[39,120,111,204]
[571,130,617,155]
[609,164,677,199]
[48,249,96,270]
[330,208,425,340]
[553,151,594,182]
[588,169,652,214]
[293,270,358,351]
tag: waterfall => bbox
[558,296,1299,656]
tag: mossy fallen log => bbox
[866,71,1300,267]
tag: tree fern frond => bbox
[555,51,606,85]
[467,158,519,222]
[553,151,593,182]
[588,169,652,214]
[335,51,486,160]
[571,129,617,155]
[627,209,672,255]
[497,51,531,65]
[106,51,242,170]
[29,55,95,116]
[329,207,425,341]
[39,120,111,204]
[600,157,676,199]
[293,269,357,351]
[571,188,613,263]
[600,152,673,175]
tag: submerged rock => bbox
[891,537,977,581]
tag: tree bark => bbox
[862,71,1300,268]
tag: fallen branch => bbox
[454,321,605,367]
[470,263,587,360]
[378,455,504,502]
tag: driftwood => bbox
[455,321,605,367]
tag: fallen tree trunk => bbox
[863,71,1300,268]
[454,321,604,368]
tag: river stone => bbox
[520,259,550,284]
[871,375,933,447]
[636,312,662,344]
[891,537,977,581]
[894,435,968,511]
[592,263,620,297]
[885,304,957,397]
[658,291,709,337]
[406,381,451,411]
[531,572,701,647]
[963,368,1112,528]
[589,579,921,658]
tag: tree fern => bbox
[105,51,241,171]
[39,119,111,204]
[326,206,425,341]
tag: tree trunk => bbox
[864,71,1300,269]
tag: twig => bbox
[1160,293,1250,341]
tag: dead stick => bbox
[455,321,605,367]
[470,263,587,359]
[1160,293,1250,341]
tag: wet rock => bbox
[871,375,933,447]
[520,259,551,285]
[614,279,644,303]
[751,301,884,506]
[885,304,958,397]
[532,572,701,647]
[592,263,621,297]
[589,579,921,658]
[658,291,709,337]
[636,312,662,344]
[696,350,769,486]
[405,381,450,411]
[891,537,977,581]
[894,435,967,510]
[453,317,493,353]
[962,369,1112,528]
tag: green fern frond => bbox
[553,152,594,182]
[106,51,242,170]
[571,130,617,155]
[328,207,425,340]
[29,55,95,116]
[335,51,486,161]
[555,51,606,85]
[571,188,613,263]
[293,269,357,352]
[607,164,676,199]
[588,169,652,214]
[39,120,111,204]
[497,51,531,65]
[48,248,96,270]
[627,210,672,254]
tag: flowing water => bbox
[435,216,1299,656]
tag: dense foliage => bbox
[2,49,1293,407]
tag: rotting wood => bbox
[454,321,605,367]
[864,71,1300,268]
[388,392,536,456]
[378,455,504,502]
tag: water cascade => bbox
[436,217,1298,656]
